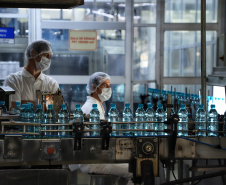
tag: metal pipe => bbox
[201,0,207,110]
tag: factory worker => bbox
[4,39,59,108]
[69,72,133,185]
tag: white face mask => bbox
[98,88,112,102]
[35,56,51,71]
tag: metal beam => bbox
[201,0,207,110]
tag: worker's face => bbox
[35,52,52,62]
[97,79,111,94]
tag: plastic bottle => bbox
[108,103,119,136]
[155,104,165,136]
[195,104,206,137]
[34,104,44,138]
[13,102,21,114]
[145,103,155,136]
[24,103,34,137]
[0,101,7,113]
[58,104,70,137]
[44,104,56,138]
[89,104,100,136]
[20,104,27,122]
[177,104,188,136]
[207,104,218,136]
[27,102,34,112]
[134,104,145,136]
[122,103,133,136]
[73,104,84,123]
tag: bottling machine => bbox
[0,89,226,185]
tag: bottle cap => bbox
[138,104,143,108]
[48,104,53,109]
[111,103,116,108]
[76,104,81,109]
[16,102,21,106]
[27,102,33,108]
[61,104,66,109]
[211,104,215,109]
[22,104,27,108]
[147,103,152,108]
[93,104,97,108]
[125,103,130,108]
[157,103,163,108]
[0,101,5,105]
[37,104,42,109]
[180,104,185,109]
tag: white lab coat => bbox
[69,96,133,184]
[4,68,59,102]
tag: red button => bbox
[47,147,55,155]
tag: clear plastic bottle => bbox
[122,103,133,136]
[195,104,206,136]
[145,103,155,136]
[155,104,165,136]
[44,104,56,138]
[177,104,188,136]
[34,104,44,138]
[13,102,21,114]
[89,104,100,136]
[27,102,34,112]
[0,101,7,113]
[207,104,218,136]
[108,103,119,136]
[73,104,84,123]
[134,104,145,136]
[58,104,70,137]
[24,104,34,137]
[20,104,27,122]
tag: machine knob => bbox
[142,142,154,155]
[47,147,55,155]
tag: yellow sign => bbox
[69,30,97,51]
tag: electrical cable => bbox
[171,169,177,181]
[180,130,226,150]
[193,172,206,185]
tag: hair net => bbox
[86,72,110,95]
[25,39,53,60]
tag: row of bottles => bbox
[6,101,225,137]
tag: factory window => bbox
[41,0,126,22]
[165,0,218,23]
[42,29,125,76]
[133,27,156,81]
[0,8,28,37]
[164,31,217,77]
[133,0,157,24]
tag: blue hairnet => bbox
[25,39,53,60]
[86,72,110,95]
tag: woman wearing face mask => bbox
[4,39,59,108]
[81,72,112,119]
[69,72,133,185]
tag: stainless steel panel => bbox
[159,138,196,159]
[0,169,70,185]
[116,138,136,161]
[3,136,22,160]
[40,139,61,160]
[73,138,116,164]
[23,139,41,162]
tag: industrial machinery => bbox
[1,100,226,185]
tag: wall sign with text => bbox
[69,30,97,51]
